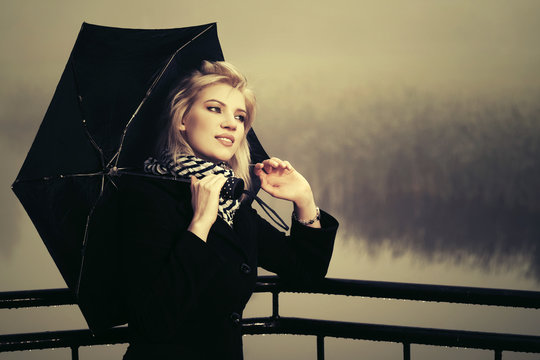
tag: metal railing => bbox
[1,276,540,359]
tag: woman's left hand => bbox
[254,157,313,208]
[255,157,321,228]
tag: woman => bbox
[120,61,338,359]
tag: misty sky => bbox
[3,0,539,271]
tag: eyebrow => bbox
[204,99,246,114]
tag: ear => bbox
[178,116,188,131]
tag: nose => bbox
[221,113,237,131]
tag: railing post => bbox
[494,349,502,360]
[403,343,410,360]
[317,336,325,360]
[71,346,79,360]
[272,291,279,318]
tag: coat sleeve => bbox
[255,207,339,284]
[119,178,224,341]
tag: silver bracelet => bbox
[292,206,320,225]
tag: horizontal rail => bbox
[254,276,540,309]
[1,317,540,354]
[0,288,75,309]
[2,277,540,310]
[1,276,539,358]
[0,327,129,352]
[243,317,540,353]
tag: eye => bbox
[207,106,221,113]
[235,114,246,122]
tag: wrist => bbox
[188,220,211,242]
[292,206,320,226]
[293,188,315,209]
[292,193,321,228]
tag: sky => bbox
[1,1,540,359]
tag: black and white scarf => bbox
[144,152,240,227]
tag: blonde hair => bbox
[162,61,256,191]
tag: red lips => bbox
[215,134,235,143]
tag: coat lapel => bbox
[168,178,251,260]
[210,216,250,260]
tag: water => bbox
[255,84,540,289]
[244,85,540,359]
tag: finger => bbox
[263,158,279,169]
[271,158,282,168]
[254,163,268,175]
[206,174,228,192]
[193,174,218,192]
[263,161,274,174]
[199,173,222,184]
[190,175,198,190]
[283,160,293,171]
[254,163,263,176]
[271,157,287,169]
[194,175,210,188]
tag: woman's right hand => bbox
[187,174,228,242]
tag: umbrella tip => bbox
[108,166,119,177]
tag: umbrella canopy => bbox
[12,22,269,333]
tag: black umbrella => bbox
[12,22,269,333]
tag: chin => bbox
[203,152,235,164]
[219,154,235,163]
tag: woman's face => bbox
[179,83,247,163]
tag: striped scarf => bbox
[144,152,240,227]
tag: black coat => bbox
[119,176,338,360]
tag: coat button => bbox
[230,312,241,325]
[240,263,251,274]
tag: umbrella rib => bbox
[76,173,107,298]
[118,169,189,183]
[70,59,107,171]
[109,23,216,169]
[12,171,106,184]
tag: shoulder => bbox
[120,174,190,200]
[119,175,192,220]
